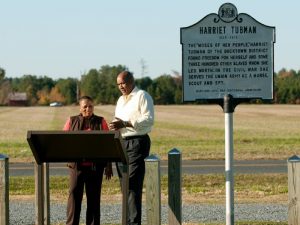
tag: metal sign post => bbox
[225,112,234,225]
[219,95,244,224]
[224,95,235,225]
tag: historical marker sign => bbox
[180,3,276,101]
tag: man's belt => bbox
[123,134,148,140]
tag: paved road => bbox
[9,159,287,176]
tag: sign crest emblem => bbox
[218,3,238,23]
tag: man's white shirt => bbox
[115,86,154,138]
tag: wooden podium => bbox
[27,130,128,225]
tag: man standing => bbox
[109,71,154,225]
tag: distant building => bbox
[8,92,28,106]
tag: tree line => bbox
[0,65,299,105]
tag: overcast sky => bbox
[1,0,299,79]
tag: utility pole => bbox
[139,58,147,78]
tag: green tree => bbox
[80,69,101,102]
[97,65,127,104]
[80,65,127,104]
[172,72,182,104]
[274,69,300,104]
[152,74,177,104]
[135,76,153,93]
[55,78,78,104]
[0,67,5,82]
[11,75,55,105]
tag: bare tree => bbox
[0,80,11,105]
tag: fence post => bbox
[0,154,9,225]
[168,148,182,225]
[288,155,300,225]
[145,154,161,225]
[34,162,50,225]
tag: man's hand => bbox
[108,117,126,130]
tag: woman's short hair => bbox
[79,95,93,103]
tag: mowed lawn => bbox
[0,104,299,162]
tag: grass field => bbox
[0,104,299,162]
[1,104,296,224]
[1,104,296,204]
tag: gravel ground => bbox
[9,201,287,224]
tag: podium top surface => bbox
[27,130,127,164]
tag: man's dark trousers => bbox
[117,135,151,225]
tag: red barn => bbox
[8,92,28,106]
